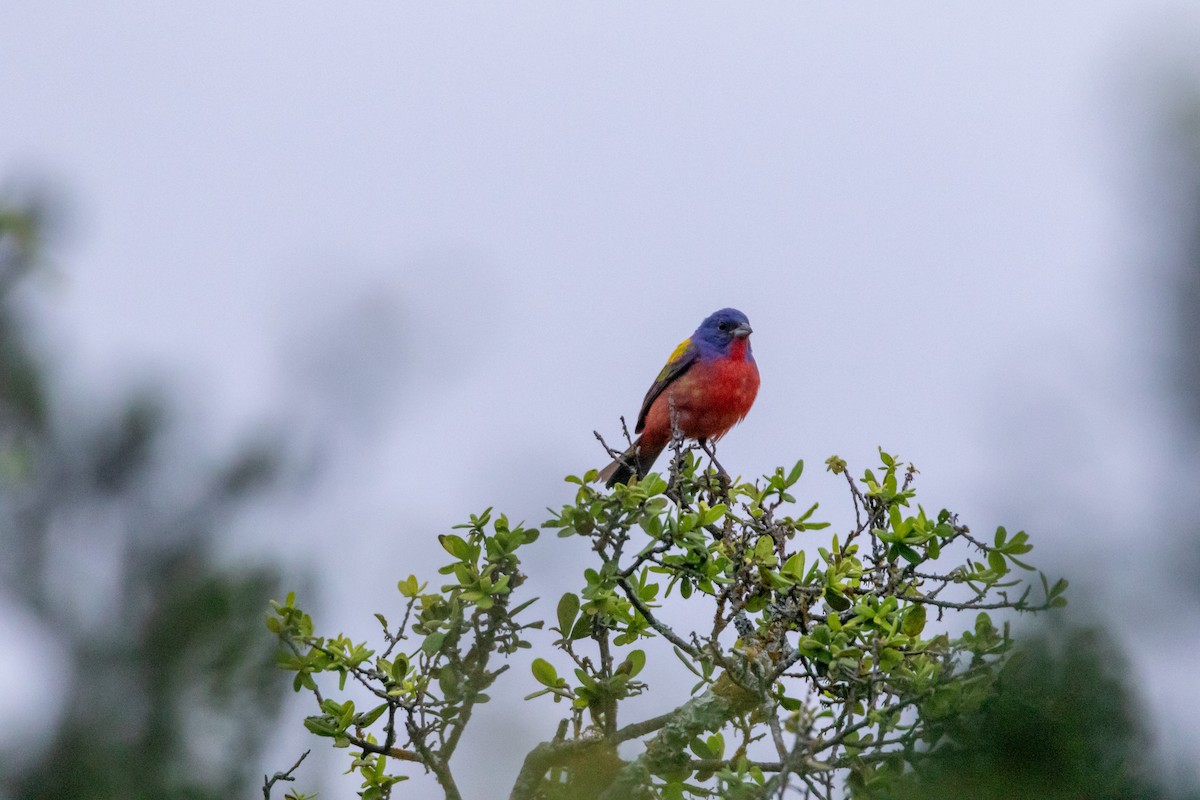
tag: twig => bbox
[904,593,1051,612]
[594,430,624,460]
[342,733,423,762]
[619,415,634,447]
[262,749,310,800]
[617,575,699,657]
[698,438,729,484]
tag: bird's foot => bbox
[699,439,731,493]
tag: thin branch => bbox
[594,430,624,460]
[343,732,423,763]
[615,711,675,742]
[617,575,699,657]
[262,750,310,800]
[904,593,1052,612]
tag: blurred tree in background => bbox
[0,193,290,799]
[1157,88,1200,605]
[1160,88,1200,433]
[876,628,1172,800]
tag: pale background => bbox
[3,3,1200,797]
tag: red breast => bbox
[640,354,759,445]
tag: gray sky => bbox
[4,3,1200,796]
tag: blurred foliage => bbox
[0,193,291,799]
[877,626,1187,800]
[1163,91,1200,430]
[1153,86,1200,608]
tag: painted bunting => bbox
[599,308,759,487]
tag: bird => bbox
[599,308,759,487]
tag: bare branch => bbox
[262,750,310,800]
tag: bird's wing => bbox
[635,338,699,433]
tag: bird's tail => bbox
[598,437,667,488]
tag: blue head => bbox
[692,308,754,357]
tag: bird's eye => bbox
[718,321,733,332]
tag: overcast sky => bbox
[4,3,1200,796]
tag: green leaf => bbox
[438,534,471,560]
[901,604,926,637]
[531,658,559,688]
[574,668,598,690]
[782,551,806,580]
[618,649,646,678]
[303,716,337,737]
[641,513,663,539]
[421,632,446,657]
[689,737,716,759]
[707,732,725,760]
[700,503,727,526]
[754,535,775,562]
[356,703,388,727]
[879,647,903,671]
[397,575,420,597]
[673,646,706,679]
[640,473,668,496]
[894,543,921,564]
[795,502,820,522]
[568,616,592,641]
[557,592,579,636]
[438,664,461,700]
[824,587,851,611]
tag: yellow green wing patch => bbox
[656,339,693,381]
[637,338,699,433]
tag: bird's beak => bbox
[733,323,752,339]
